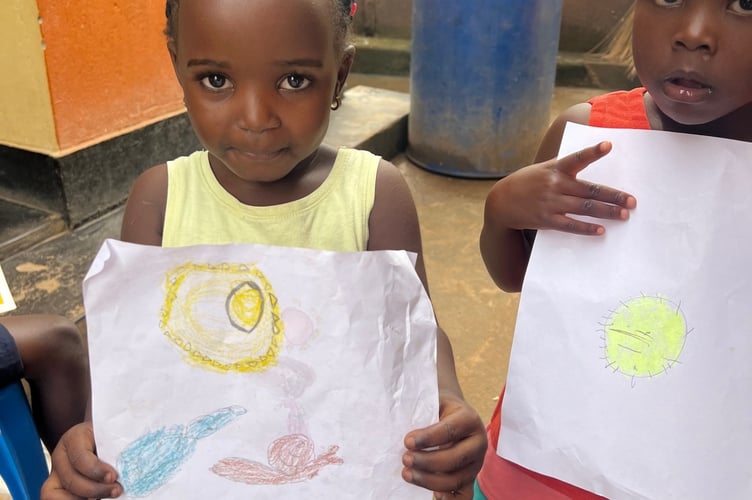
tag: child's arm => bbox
[367,160,487,499]
[479,105,637,292]
[120,164,168,246]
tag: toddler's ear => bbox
[337,45,356,88]
[167,43,185,88]
[167,42,178,66]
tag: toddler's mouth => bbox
[668,77,708,89]
[663,75,713,103]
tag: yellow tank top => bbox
[162,148,379,251]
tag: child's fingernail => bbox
[401,467,414,483]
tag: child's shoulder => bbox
[535,103,593,162]
[121,160,170,245]
[536,87,650,161]
[130,161,169,198]
[587,87,650,130]
[332,145,382,169]
[550,87,648,132]
[326,145,390,189]
[130,150,207,198]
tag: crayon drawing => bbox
[500,124,752,499]
[212,433,343,485]
[211,347,343,487]
[160,263,284,373]
[599,294,690,386]
[118,406,246,497]
[85,239,439,499]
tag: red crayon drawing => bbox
[211,433,343,485]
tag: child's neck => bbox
[211,145,338,207]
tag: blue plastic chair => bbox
[0,382,48,500]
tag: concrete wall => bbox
[560,0,633,52]
[0,1,197,228]
[353,0,412,38]
[0,0,183,155]
[354,0,634,53]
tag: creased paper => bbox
[500,123,752,500]
[85,240,438,499]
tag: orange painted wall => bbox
[37,0,184,152]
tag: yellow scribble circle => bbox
[160,263,283,373]
[604,295,686,378]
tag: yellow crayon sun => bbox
[603,295,687,380]
[160,263,283,373]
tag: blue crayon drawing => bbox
[117,405,247,496]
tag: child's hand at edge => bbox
[485,141,637,237]
[41,422,122,500]
[401,390,487,499]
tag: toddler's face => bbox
[633,0,752,127]
[170,0,349,188]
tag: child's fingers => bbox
[557,141,612,177]
[402,430,485,477]
[401,461,478,499]
[401,402,486,496]
[549,213,608,235]
[402,448,479,498]
[40,473,85,500]
[404,414,481,451]
[44,461,121,500]
[44,423,122,499]
[568,180,636,209]
[557,194,633,222]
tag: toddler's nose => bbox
[237,89,280,133]
[671,5,719,55]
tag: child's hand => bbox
[41,422,122,499]
[401,391,487,499]
[486,141,636,236]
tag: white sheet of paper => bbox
[0,264,16,314]
[499,123,752,500]
[85,239,438,499]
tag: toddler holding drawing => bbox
[475,0,752,498]
[40,0,486,498]
[0,314,88,451]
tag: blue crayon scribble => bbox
[117,406,247,496]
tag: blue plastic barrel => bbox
[407,1,563,178]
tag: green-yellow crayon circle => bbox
[605,296,686,378]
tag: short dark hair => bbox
[165,0,354,50]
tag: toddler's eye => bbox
[280,74,311,91]
[729,0,752,15]
[201,74,231,90]
[653,0,683,6]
